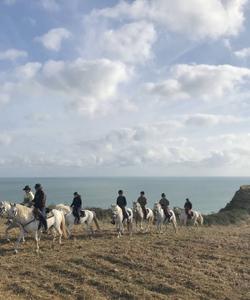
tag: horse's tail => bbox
[60,212,68,239]
[93,212,100,231]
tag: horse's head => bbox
[132,201,139,210]
[9,203,18,218]
[111,204,119,220]
[0,201,11,216]
[153,203,161,214]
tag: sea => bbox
[0,177,249,214]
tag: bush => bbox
[204,209,249,225]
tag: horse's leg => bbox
[129,221,133,236]
[34,231,40,253]
[172,220,177,233]
[5,222,15,242]
[14,229,25,253]
[67,224,73,238]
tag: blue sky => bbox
[0,0,250,177]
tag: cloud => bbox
[145,64,250,102]
[0,133,12,146]
[40,0,60,12]
[79,122,200,167]
[41,58,131,115]
[234,47,250,58]
[25,113,51,123]
[35,27,71,51]
[184,114,242,126]
[1,57,131,115]
[0,49,28,61]
[100,21,157,64]
[92,0,248,40]
[15,62,42,80]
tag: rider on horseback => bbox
[117,190,128,222]
[22,185,34,207]
[137,191,147,219]
[159,193,171,222]
[70,192,82,224]
[184,198,193,219]
[33,183,48,232]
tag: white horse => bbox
[64,209,100,238]
[55,203,71,214]
[178,208,204,226]
[111,204,133,238]
[8,204,67,253]
[0,201,25,242]
[153,203,177,233]
[132,201,154,232]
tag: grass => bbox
[204,209,250,225]
[0,219,250,300]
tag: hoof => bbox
[6,239,11,243]
[14,249,18,254]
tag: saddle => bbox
[163,208,172,222]
[187,210,193,219]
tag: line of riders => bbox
[22,184,194,231]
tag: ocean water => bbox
[0,177,249,214]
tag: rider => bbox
[184,198,193,219]
[33,183,48,232]
[70,192,82,224]
[137,191,147,219]
[22,185,34,207]
[159,193,171,221]
[117,190,128,222]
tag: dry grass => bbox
[0,220,250,300]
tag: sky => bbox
[0,0,250,177]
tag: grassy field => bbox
[0,220,249,300]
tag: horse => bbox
[0,201,25,242]
[153,203,177,233]
[8,204,67,253]
[55,203,71,214]
[132,201,154,232]
[111,204,133,238]
[178,208,204,226]
[64,208,100,238]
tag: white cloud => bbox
[145,64,250,102]
[0,133,12,146]
[100,21,156,64]
[40,0,60,12]
[93,0,248,40]
[41,58,131,115]
[35,27,71,51]
[184,114,242,126]
[0,57,132,115]
[234,47,250,58]
[0,49,28,61]
[15,62,42,80]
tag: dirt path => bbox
[0,221,249,300]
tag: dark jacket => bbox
[34,190,46,210]
[184,201,192,210]
[117,196,127,208]
[70,195,82,209]
[137,196,147,207]
[159,197,170,208]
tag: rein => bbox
[16,218,36,233]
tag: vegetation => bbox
[203,209,250,225]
